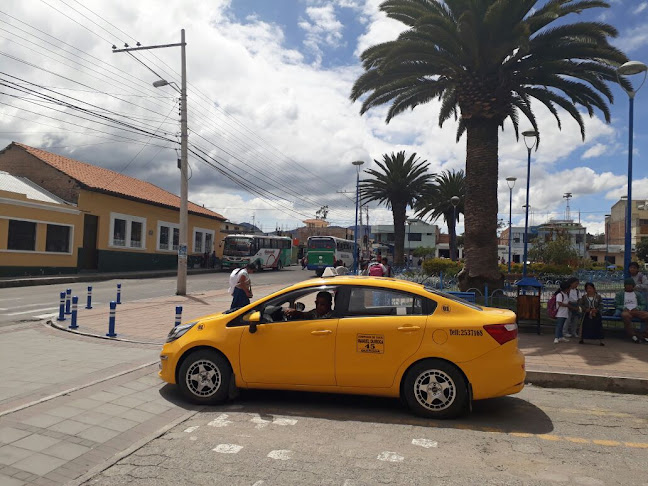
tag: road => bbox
[85,383,648,486]
[0,266,311,326]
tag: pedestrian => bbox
[628,261,648,336]
[554,280,571,344]
[614,278,648,343]
[563,277,581,338]
[368,259,386,277]
[577,282,604,346]
[301,255,307,270]
[408,253,413,267]
[229,263,255,310]
[382,257,393,277]
[417,257,422,267]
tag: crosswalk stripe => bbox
[5,307,58,316]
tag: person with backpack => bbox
[229,263,255,309]
[551,281,571,344]
[382,257,393,277]
[368,260,386,277]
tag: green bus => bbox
[306,236,354,276]
[222,234,292,271]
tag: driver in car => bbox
[284,291,334,320]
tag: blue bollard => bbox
[64,288,72,315]
[439,271,444,290]
[175,306,183,327]
[57,291,66,321]
[106,301,117,337]
[116,283,122,305]
[86,286,93,309]
[69,296,79,329]
[484,284,489,307]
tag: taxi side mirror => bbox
[248,311,261,333]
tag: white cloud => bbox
[582,143,609,159]
[616,22,648,52]
[298,5,344,64]
[634,2,648,14]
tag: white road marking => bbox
[250,415,298,429]
[267,450,292,461]
[252,481,265,486]
[412,438,438,448]
[0,297,23,302]
[184,426,200,433]
[189,436,197,441]
[208,414,232,427]
[213,444,243,454]
[32,313,59,320]
[273,417,298,426]
[377,451,404,462]
[251,416,270,429]
[5,307,58,316]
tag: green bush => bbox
[422,258,462,276]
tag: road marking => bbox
[251,416,270,429]
[33,313,58,320]
[625,442,648,448]
[267,450,292,461]
[213,444,243,454]
[592,439,621,447]
[537,434,561,442]
[250,415,298,429]
[5,307,58,316]
[273,417,298,426]
[208,414,232,428]
[252,481,265,486]
[412,438,438,448]
[184,426,199,433]
[0,297,22,302]
[565,437,589,444]
[377,451,404,462]
[189,436,197,441]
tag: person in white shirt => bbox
[229,263,255,309]
[563,277,581,338]
[554,281,571,344]
[614,278,648,343]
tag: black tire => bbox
[177,349,231,405]
[402,359,468,419]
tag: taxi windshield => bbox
[423,286,483,311]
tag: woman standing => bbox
[554,281,571,344]
[578,282,605,346]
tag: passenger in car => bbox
[285,291,334,319]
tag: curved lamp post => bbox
[352,160,364,274]
[506,177,517,273]
[617,60,648,277]
[450,195,460,261]
[521,130,538,278]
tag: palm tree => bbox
[350,0,628,290]
[415,170,465,262]
[360,151,432,264]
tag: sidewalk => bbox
[48,286,648,392]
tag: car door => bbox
[239,286,339,386]
[335,286,429,388]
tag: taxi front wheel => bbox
[403,360,468,419]
[178,350,231,405]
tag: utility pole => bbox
[113,29,189,295]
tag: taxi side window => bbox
[345,287,425,317]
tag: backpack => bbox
[547,293,558,319]
[369,263,384,277]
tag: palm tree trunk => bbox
[447,210,457,262]
[458,118,503,291]
[392,202,407,265]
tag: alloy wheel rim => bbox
[186,359,221,397]
[414,369,456,411]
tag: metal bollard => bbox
[106,301,117,337]
[175,306,183,327]
[116,283,122,305]
[65,288,72,315]
[484,284,489,307]
[69,296,79,329]
[57,291,66,321]
[86,286,93,309]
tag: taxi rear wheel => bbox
[403,360,468,419]
[178,350,231,405]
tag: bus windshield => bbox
[224,237,254,256]
[308,238,335,250]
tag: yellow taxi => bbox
[159,276,525,419]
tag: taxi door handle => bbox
[397,326,421,332]
[311,329,332,335]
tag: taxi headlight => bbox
[166,321,198,343]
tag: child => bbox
[554,281,571,344]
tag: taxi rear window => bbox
[423,286,483,311]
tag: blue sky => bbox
[1,0,647,234]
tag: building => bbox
[0,142,227,275]
[537,220,587,258]
[371,219,438,255]
[606,198,648,248]
[0,172,83,276]
[498,226,538,263]
[434,233,464,259]
[588,244,625,266]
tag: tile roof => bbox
[12,143,225,220]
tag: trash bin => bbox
[515,276,543,334]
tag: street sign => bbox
[178,244,187,259]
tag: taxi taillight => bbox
[483,323,518,345]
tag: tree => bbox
[360,151,432,264]
[350,0,628,290]
[636,239,648,263]
[528,236,578,266]
[414,169,465,262]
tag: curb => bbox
[525,370,648,395]
[48,320,164,346]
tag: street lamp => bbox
[604,214,611,266]
[506,177,517,273]
[450,195,460,261]
[352,160,364,274]
[521,130,538,277]
[617,60,647,277]
[406,218,412,265]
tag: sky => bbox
[1,0,647,236]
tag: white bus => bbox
[222,234,292,271]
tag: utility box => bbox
[515,276,543,334]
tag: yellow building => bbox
[0,143,227,275]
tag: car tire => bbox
[402,359,468,419]
[177,349,231,405]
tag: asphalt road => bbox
[85,384,648,486]
[0,266,311,326]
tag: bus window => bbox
[308,238,334,250]
[224,237,253,256]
